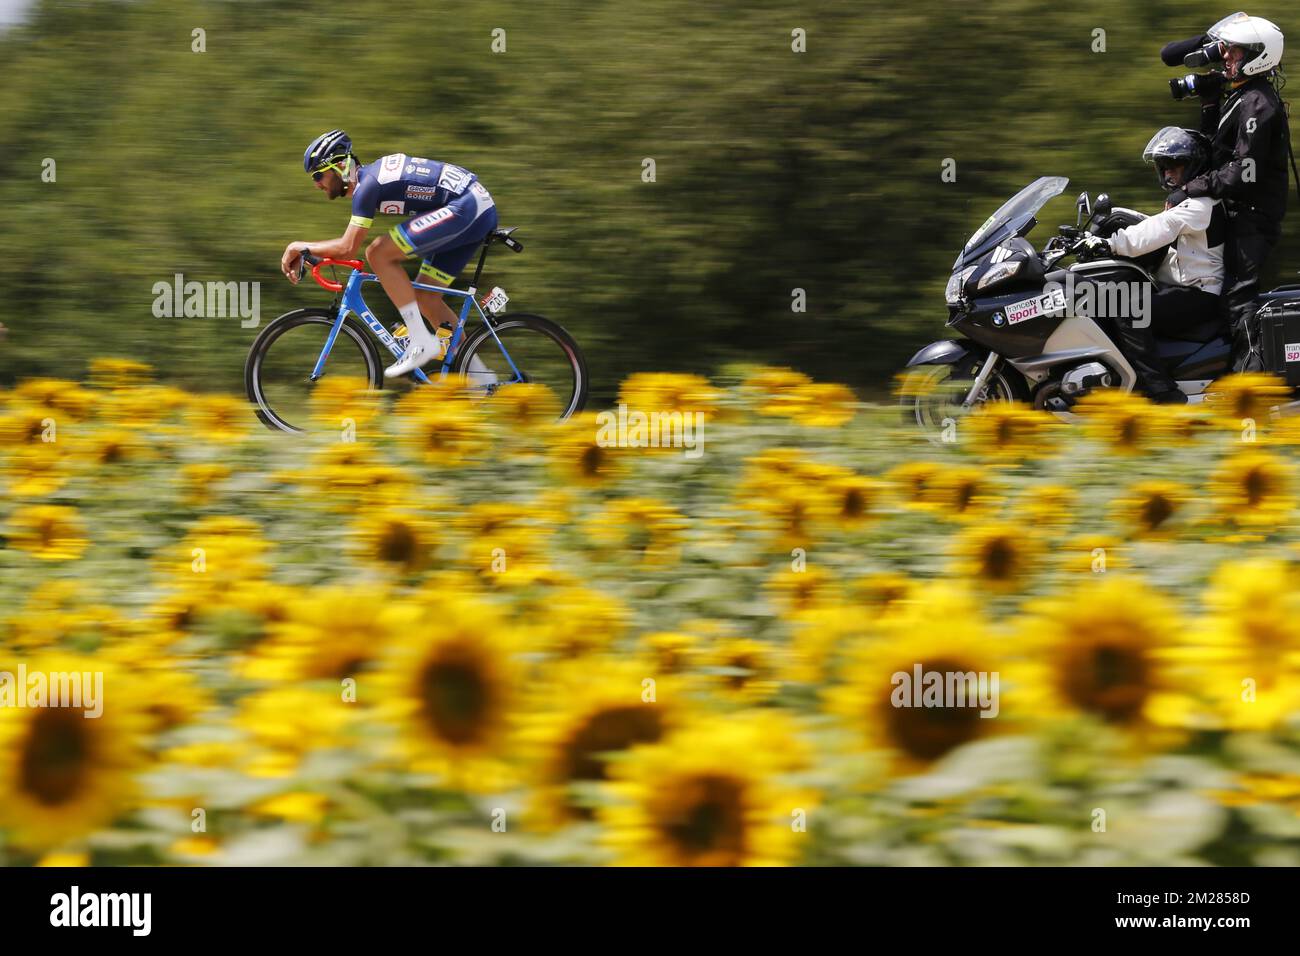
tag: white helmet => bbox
[1208,12,1284,76]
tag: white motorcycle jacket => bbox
[1107,196,1227,296]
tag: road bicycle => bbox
[245,226,588,432]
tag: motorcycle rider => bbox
[1166,13,1292,373]
[1080,128,1226,404]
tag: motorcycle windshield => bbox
[955,176,1069,270]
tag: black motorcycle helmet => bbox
[1141,126,1212,191]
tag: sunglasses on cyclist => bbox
[311,158,349,182]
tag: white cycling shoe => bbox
[384,342,440,379]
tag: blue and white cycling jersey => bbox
[348,153,481,229]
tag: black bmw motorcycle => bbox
[900,176,1300,432]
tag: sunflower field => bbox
[3,360,1300,866]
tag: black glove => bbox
[1194,70,1225,101]
[1165,188,1189,208]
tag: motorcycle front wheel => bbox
[898,355,1029,437]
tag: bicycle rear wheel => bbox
[245,308,384,433]
[451,313,588,420]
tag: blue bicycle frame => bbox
[309,269,525,388]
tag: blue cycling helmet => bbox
[303,129,353,174]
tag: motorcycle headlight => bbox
[946,266,977,305]
[976,259,1022,290]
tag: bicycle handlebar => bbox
[297,253,366,292]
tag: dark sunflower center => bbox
[378,522,418,565]
[1061,641,1150,722]
[842,489,865,518]
[880,656,986,761]
[1141,494,1174,530]
[1244,467,1269,507]
[981,537,1017,580]
[418,651,493,747]
[560,706,664,818]
[660,774,747,864]
[20,708,92,806]
[579,445,604,477]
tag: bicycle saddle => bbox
[487,227,524,252]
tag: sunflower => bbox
[0,655,151,849]
[375,597,524,790]
[1076,389,1170,453]
[486,382,561,430]
[545,412,629,486]
[88,357,154,391]
[828,585,1006,775]
[884,460,943,510]
[925,465,1002,520]
[820,468,884,528]
[1014,577,1192,735]
[523,585,630,659]
[76,427,154,469]
[0,401,61,446]
[1180,559,1300,731]
[1110,480,1194,539]
[1012,482,1079,535]
[4,505,89,560]
[164,515,270,594]
[1208,450,1293,532]
[308,374,383,429]
[2,444,68,497]
[741,366,814,415]
[785,603,875,684]
[1202,373,1292,428]
[395,402,489,467]
[947,522,1039,593]
[598,712,816,866]
[185,394,253,444]
[701,637,784,703]
[455,499,559,577]
[1055,533,1128,575]
[350,508,439,575]
[617,372,722,419]
[241,586,417,682]
[764,566,843,619]
[11,379,96,421]
[962,401,1058,460]
[233,685,355,778]
[845,571,920,621]
[587,497,688,567]
[778,382,859,427]
[638,630,701,675]
[744,484,835,546]
[175,461,231,507]
[520,658,682,827]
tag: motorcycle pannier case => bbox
[1258,296,1300,385]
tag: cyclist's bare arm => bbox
[280,222,368,283]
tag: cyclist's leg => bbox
[374,186,496,375]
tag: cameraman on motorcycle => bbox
[1079,128,1226,404]
[1162,13,1292,373]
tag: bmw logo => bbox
[992,312,1006,326]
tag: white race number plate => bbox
[1004,288,1067,325]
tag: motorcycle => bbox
[899,176,1300,432]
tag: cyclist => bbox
[280,129,500,377]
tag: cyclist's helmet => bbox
[1207,12,1284,76]
[1142,126,1212,191]
[303,129,353,175]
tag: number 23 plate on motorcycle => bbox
[1005,288,1067,326]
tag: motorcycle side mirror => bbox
[1093,193,1112,220]
[1076,192,1091,227]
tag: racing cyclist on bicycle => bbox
[280,129,500,378]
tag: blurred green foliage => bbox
[1,0,1297,401]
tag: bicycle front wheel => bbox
[245,308,385,433]
[452,313,588,420]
